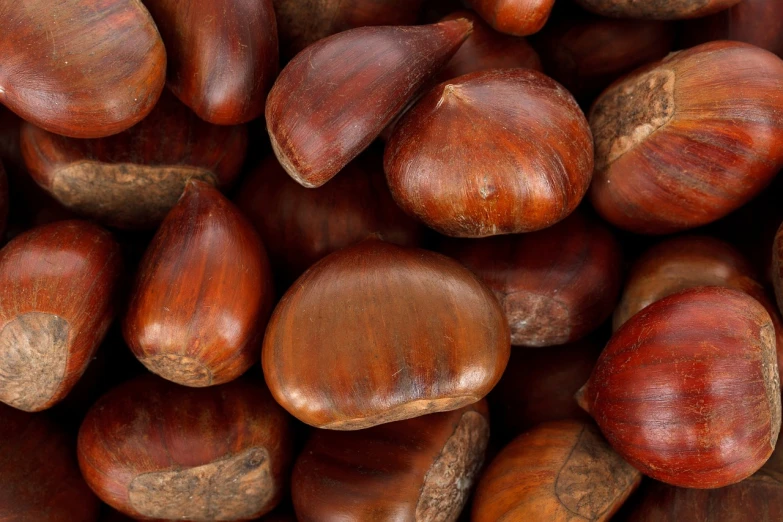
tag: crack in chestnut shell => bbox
[574,0,740,20]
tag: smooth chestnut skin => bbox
[292,402,490,521]
[263,239,511,430]
[266,19,473,188]
[0,404,100,522]
[124,180,273,387]
[589,41,783,234]
[573,0,742,20]
[441,211,621,346]
[579,287,782,488]
[472,421,641,521]
[78,375,292,521]
[143,0,278,125]
[0,220,121,412]
[20,92,247,230]
[467,0,556,36]
[236,150,424,283]
[0,0,166,138]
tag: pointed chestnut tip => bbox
[575,382,590,414]
[445,17,474,39]
[268,124,322,189]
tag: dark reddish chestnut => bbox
[236,149,424,283]
[78,375,292,521]
[472,421,641,521]
[467,0,556,36]
[124,180,273,387]
[386,69,593,238]
[589,41,783,234]
[0,0,166,138]
[263,239,510,430]
[266,20,473,188]
[0,221,121,412]
[143,0,278,124]
[573,0,742,20]
[579,287,782,488]
[21,92,247,230]
[292,402,490,521]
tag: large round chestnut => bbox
[262,239,510,430]
[78,375,292,521]
[573,0,742,20]
[579,287,782,488]
[0,0,165,138]
[441,210,621,346]
[589,41,783,234]
[385,69,593,238]
[124,180,273,387]
[0,220,121,412]
[472,421,641,521]
[292,402,490,521]
[467,0,555,36]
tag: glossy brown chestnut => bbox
[573,0,742,20]
[235,149,424,283]
[143,0,278,124]
[0,403,100,522]
[78,375,292,521]
[262,239,510,430]
[124,180,273,387]
[472,421,641,521]
[467,0,555,36]
[579,287,782,488]
[0,0,166,138]
[292,402,490,521]
[0,220,121,412]
[589,41,783,234]
[20,92,248,230]
[266,19,473,188]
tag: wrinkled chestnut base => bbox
[322,396,480,431]
[139,354,214,387]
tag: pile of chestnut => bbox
[2,0,783,520]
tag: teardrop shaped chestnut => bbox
[466,0,555,36]
[0,220,121,412]
[78,375,292,521]
[573,0,741,20]
[472,421,641,521]
[143,0,278,124]
[124,180,274,387]
[262,239,510,430]
[385,69,593,238]
[0,0,166,138]
[589,41,783,234]
[292,402,490,521]
[21,93,247,230]
[578,287,782,488]
[266,19,473,188]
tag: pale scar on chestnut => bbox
[322,396,480,430]
[140,354,214,387]
[760,322,782,448]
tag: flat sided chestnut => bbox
[441,211,621,346]
[0,403,100,521]
[0,0,165,138]
[579,287,782,488]
[236,148,424,283]
[589,41,783,234]
[292,402,490,521]
[124,180,273,387]
[78,375,292,520]
[0,221,121,412]
[472,421,641,521]
[143,0,278,124]
[573,0,742,20]
[266,19,472,188]
[467,0,555,36]
[385,69,593,238]
[21,92,248,230]
[263,239,510,430]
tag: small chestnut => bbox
[573,0,742,20]
[467,0,556,36]
[262,239,510,430]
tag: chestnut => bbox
[143,0,278,125]
[124,180,273,387]
[578,287,782,488]
[0,403,100,521]
[0,0,166,138]
[78,375,292,520]
[770,223,783,320]
[589,41,783,234]
[385,68,593,238]
[467,0,556,36]
[292,402,490,521]
[262,239,510,430]
[0,220,121,412]
[0,161,8,238]
[235,148,424,284]
[266,19,473,188]
[573,0,742,20]
[472,421,641,521]
[20,92,248,230]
